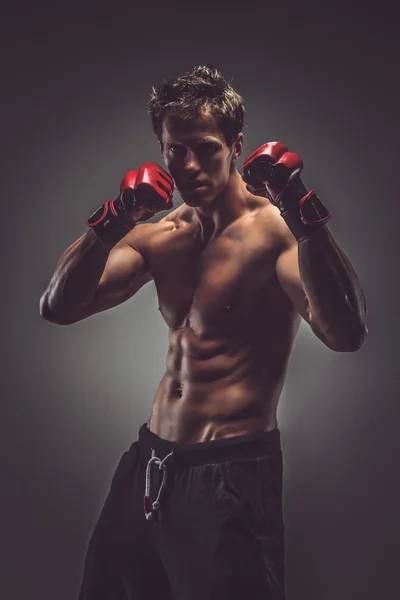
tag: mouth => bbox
[182,183,208,194]
[182,181,208,192]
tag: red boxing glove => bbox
[243,142,303,204]
[243,142,331,241]
[86,163,174,246]
[119,162,174,218]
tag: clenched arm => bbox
[276,225,367,352]
[40,227,152,325]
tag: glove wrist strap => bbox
[85,195,136,247]
[280,190,331,242]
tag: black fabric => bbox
[78,423,286,600]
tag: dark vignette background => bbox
[1,4,398,599]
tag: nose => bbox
[183,149,201,175]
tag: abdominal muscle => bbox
[146,325,288,443]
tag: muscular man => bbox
[40,65,367,599]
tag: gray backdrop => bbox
[2,5,398,600]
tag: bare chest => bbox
[143,213,285,336]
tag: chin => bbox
[181,188,213,207]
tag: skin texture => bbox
[41,109,367,443]
[134,112,306,442]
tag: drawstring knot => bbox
[144,448,174,521]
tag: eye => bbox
[200,144,218,154]
[169,145,185,154]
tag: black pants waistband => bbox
[136,423,282,468]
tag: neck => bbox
[192,169,252,242]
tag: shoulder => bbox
[122,203,193,254]
[250,196,295,252]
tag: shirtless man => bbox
[40,66,367,600]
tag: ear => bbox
[232,133,243,162]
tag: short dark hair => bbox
[148,65,245,149]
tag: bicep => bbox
[275,242,311,324]
[276,241,331,345]
[80,243,153,319]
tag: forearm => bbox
[299,226,367,351]
[40,228,111,321]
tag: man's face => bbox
[160,111,241,208]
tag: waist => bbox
[148,383,281,446]
[136,421,282,468]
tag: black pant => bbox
[78,423,286,599]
